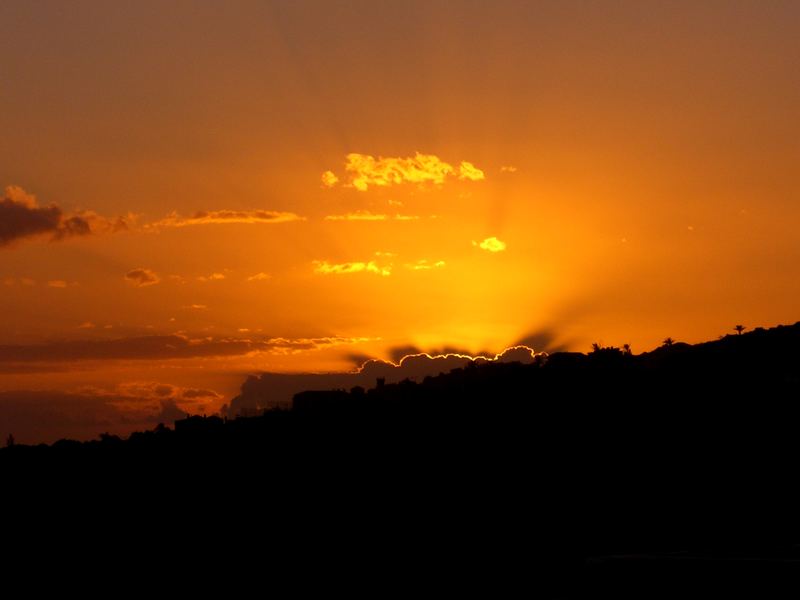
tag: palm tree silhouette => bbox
[734,325,746,335]
[662,337,674,347]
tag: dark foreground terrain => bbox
[4,323,800,595]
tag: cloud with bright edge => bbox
[229,345,541,415]
[323,152,485,191]
[474,237,507,252]
[125,268,160,287]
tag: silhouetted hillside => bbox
[4,322,800,595]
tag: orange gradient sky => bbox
[1,1,798,442]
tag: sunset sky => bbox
[1,1,798,442]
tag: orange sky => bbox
[1,1,798,443]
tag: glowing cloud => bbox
[458,161,485,181]
[125,268,160,287]
[247,272,271,282]
[474,237,507,252]
[406,260,446,270]
[197,272,226,282]
[324,211,420,221]
[150,210,305,228]
[313,260,392,277]
[325,211,389,221]
[323,152,485,191]
[321,170,339,188]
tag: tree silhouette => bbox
[5,433,14,448]
[662,337,674,347]
[622,344,632,356]
[734,324,746,335]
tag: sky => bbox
[1,1,798,443]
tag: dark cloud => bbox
[154,399,191,423]
[0,381,221,445]
[230,346,538,416]
[0,334,369,368]
[125,268,160,287]
[181,388,222,399]
[0,195,62,246]
[0,185,128,247]
[388,345,421,363]
[514,329,570,354]
[53,215,92,239]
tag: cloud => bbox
[0,381,225,444]
[125,268,160,287]
[0,185,130,248]
[321,170,339,188]
[324,211,420,221]
[181,388,223,399]
[113,381,221,402]
[149,210,305,228]
[325,211,389,221]
[474,236,507,252]
[458,161,485,181]
[229,345,539,416]
[1,186,64,247]
[0,334,372,365]
[406,259,446,270]
[247,272,271,282]
[500,165,518,173]
[323,152,486,191]
[514,329,570,354]
[197,272,225,282]
[313,260,392,277]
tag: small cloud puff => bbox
[473,237,507,253]
[321,171,339,188]
[125,268,160,287]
